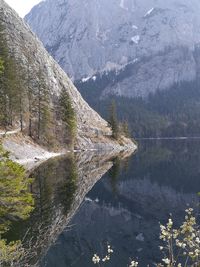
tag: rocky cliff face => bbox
[25,0,200,97]
[0,0,135,151]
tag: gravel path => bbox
[0,128,21,136]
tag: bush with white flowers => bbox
[92,208,200,267]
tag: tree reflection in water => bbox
[5,150,123,266]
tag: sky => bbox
[4,0,42,17]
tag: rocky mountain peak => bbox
[26,0,200,88]
[0,0,135,151]
[23,0,200,138]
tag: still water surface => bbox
[8,139,200,266]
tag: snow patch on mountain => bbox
[82,76,91,82]
[144,8,154,17]
[131,35,140,44]
[120,0,128,10]
[132,25,138,30]
[133,58,139,63]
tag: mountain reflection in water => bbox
[41,140,200,267]
[6,150,131,266]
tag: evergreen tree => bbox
[0,145,34,233]
[0,57,4,74]
[59,88,77,148]
[108,100,119,139]
[36,68,51,140]
[0,57,4,124]
[14,62,26,132]
[0,24,24,129]
[121,121,130,137]
[0,145,34,266]
[25,58,34,137]
[0,25,9,127]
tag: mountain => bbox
[0,0,135,156]
[25,0,200,137]
[25,0,200,96]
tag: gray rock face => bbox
[0,0,136,150]
[26,0,200,97]
[102,47,197,98]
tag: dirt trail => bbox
[0,128,21,136]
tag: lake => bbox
[6,139,200,266]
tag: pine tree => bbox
[108,100,119,139]
[36,68,51,140]
[0,145,34,266]
[0,57,4,74]
[59,88,77,148]
[25,59,33,137]
[0,57,4,124]
[14,62,26,132]
[121,121,130,137]
[0,24,24,129]
[0,145,34,229]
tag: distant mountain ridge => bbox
[25,0,200,138]
[26,0,200,97]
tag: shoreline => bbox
[2,132,137,171]
[136,137,200,140]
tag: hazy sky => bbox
[5,0,42,17]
